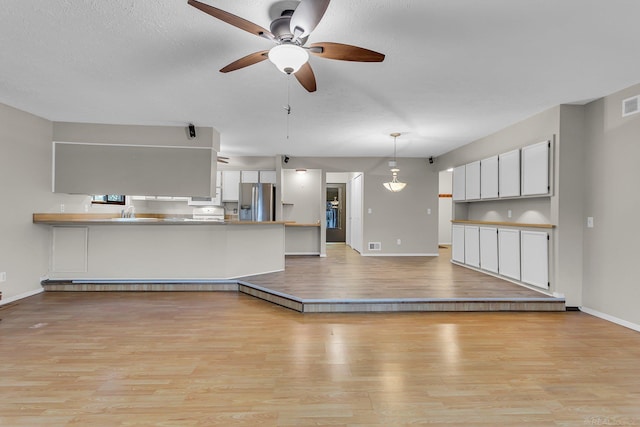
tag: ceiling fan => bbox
[187,0,385,92]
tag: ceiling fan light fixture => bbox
[268,44,309,74]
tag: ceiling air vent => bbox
[368,242,381,251]
[622,95,639,117]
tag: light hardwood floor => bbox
[244,244,554,300]
[1,291,639,426]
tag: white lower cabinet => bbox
[479,227,498,273]
[498,228,521,280]
[521,230,549,289]
[453,223,550,289]
[451,225,465,263]
[464,226,480,268]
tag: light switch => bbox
[587,217,594,228]
[368,208,372,214]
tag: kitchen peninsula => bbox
[33,213,286,281]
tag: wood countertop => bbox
[33,213,288,225]
[451,219,555,229]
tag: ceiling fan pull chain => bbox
[285,75,292,139]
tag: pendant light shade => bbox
[268,44,309,74]
[383,169,407,192]
[383,133,407,192]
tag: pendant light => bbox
[383,132,407,192]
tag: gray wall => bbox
[52,122,220,197]
[437,82,640,327]
[436,105,585,304]
[284,156,439,256]
[0,104,83,301]
[583,83,640,325]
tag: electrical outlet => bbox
[397,239,402,245]
[0,272,6,282]
[368,208,372,214]
[60,204,65,213]
[587,217,594,228]
[427,208,431,215]
[507,209,512,218]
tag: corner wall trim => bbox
[580,306,640,332]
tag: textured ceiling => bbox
[1,0,640,158]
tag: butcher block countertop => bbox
[33,213,289,225]
[451,219,555,229]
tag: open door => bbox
[326,183,346,242]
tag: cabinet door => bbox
[464,226,480,268]
[452,166,466,201]
[498,228,520,280]
[521,230,549,289]
[259,170,277,184]
[241,170,259,183]
[499,149,520,198]
[479,227,498,273]
[465,161,481,200]
[451,225,465,263]
[480,156,499,199]
[222,170,240,201]
[521,141,550,196]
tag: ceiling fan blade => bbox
[188,0,274,40]
[220,50,269,73]
[309,42,385,62]
[289,0,331,40]
[294,62,317,92]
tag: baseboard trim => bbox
[579,306,640,332]
[361,253,439,257]
[0,287,45,306]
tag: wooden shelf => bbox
[451,219,554,229]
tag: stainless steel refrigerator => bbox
[239,183,275,221]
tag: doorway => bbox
[326,183,346,243]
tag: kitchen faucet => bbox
[121,205,135,218]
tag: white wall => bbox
[582,83,640,326]
[0,104,81,301]
[281,169,323,224]
[438,170,452,245]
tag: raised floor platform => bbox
[41,246,565,313]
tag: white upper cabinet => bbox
[480,156,499,199]
[222,170,241,201]
[498,149,521,198]
[259,170,277,184]
[521,141,550,196]
[452,165,466,201]
[465,161,481,200]
[241,170,259,183]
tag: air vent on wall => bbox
[368,242,381,251]
[622,95,639,117]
